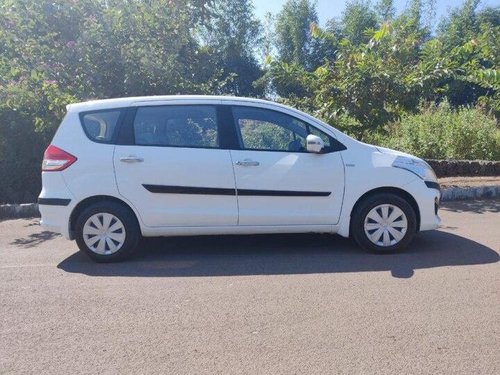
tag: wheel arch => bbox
[348,186,421,236]
[69,195,141,240]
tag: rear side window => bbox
[81,110,122,143]
[133,105,218,148]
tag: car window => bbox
[232,107,307,151]
[81,110,122,143]
[232,107,331,152]
[133,105,218,148]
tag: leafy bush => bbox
[0,0,499,203]
[0,107,50,204]
[375,101,500,160]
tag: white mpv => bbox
[39,96,441,262]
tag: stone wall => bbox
[426,160,500,178]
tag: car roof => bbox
[67,95,287,112]
[65,94,352,144]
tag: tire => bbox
[351,193,417,254]
[75,201,140,262]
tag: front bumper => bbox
[404,178,441,231]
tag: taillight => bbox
[42,145,77,171]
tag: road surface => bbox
[1,200,499,374]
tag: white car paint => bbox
[38,95,441,243]
[114,146,238,227]
[230,149,344,226]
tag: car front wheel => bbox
[351,193,417,254]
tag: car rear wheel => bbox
[351,193,417,254]
[75,202,140,262]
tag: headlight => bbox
[392,156,437,182]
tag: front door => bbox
[229,106,345,226]
[114,104,238,227]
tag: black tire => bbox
[351,193,417,254]
[75,201,140,262]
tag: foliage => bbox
[0,0,499,203]
[0,0,236,203]
[240,121,296,151]
[375,0,396,22]
[438,0,481,49]
[274,0,327,72]
[269,19,428,138]
[340,0,378,45]
[433,2,499,108]
[264,0,498,140]
[0,90,54,203]
[374,101,500,160]
[199,0,263,96]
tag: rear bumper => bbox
[38,172,75,240]
[38,202,73,239]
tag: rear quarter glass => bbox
[80,109,125,144]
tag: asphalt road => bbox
[1,200,499,374]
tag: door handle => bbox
[236,159,260,167]
[119,156,144,163]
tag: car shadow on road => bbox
[57,230,499,279]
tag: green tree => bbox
[433,1,499,107]
[340,0,378,45]
[0,0,218,203]
[438,0,481,49]
[477,6,500,27]
[391,0,431,42]
[268,0,337,97]
[1,0,499,203]
[274,0,319,70]
[200,0,263,96]
[375,0,396,22]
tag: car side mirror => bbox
[306,134,325,153]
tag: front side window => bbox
[81,110,122,143]
[232,107,332,152]
[133,105,218,148]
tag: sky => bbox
[252,0,499,26]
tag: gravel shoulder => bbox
[439,176,500,187]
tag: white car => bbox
[39,96,441,262]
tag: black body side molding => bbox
[237,189,330,197]
[38,198,72,206]
[143,185,236,195]
[142,185,331,197]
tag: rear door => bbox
[113,103,238,227]
[229,105,345,226]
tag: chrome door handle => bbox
[236,159,260,167]
[119,156,144,163]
